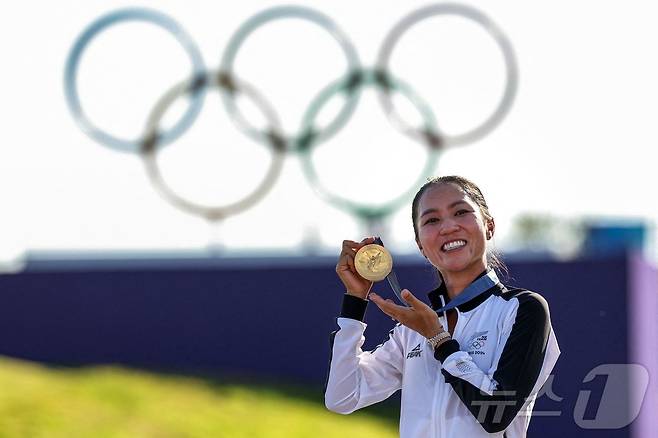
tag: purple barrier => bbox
[629,253,658,438]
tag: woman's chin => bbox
[439,255,483,275]
[442,263,470,274]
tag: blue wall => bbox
[0,253,633,436]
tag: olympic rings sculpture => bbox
[64,3,518,222]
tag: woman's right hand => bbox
[336,237,376,300]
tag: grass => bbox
[0,357,398,438]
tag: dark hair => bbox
[411,175,508,278]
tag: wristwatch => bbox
[427,331,451,349]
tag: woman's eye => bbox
[424,217,439,225]
[456,209,471,216]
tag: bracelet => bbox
[427,331,451,349]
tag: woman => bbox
[325,175,560,437]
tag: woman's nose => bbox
[439,220,459,235]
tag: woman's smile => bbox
[441,239,467,252]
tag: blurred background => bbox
[0,0,657,436]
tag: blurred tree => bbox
[507,213,585,259]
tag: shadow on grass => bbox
[177,370,402,428]
[40,361,401,428]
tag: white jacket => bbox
[325,280,560,437]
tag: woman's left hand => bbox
[369,289,444,339]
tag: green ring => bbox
[298,69,441,220]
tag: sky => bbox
[1,0,657,268]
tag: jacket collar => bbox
[427,269,503,312]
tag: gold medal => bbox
[354,243,393,282]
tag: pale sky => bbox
[1,0,657,268]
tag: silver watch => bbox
[427,331,451,349]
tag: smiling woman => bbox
[412,175,506,291]
[325,175,561,438]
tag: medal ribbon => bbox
[374,237,408,306]
[434,269,499,313]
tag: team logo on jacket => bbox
[406,343,422,359]
[466,331,489,356]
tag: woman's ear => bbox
[486,218,496,240]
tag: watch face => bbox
[354,244,393,282]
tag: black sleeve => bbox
[340,293,369,321]
[435,292,552,433]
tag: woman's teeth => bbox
[442,240,466,251]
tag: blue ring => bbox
[64,8,206,153]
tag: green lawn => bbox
[0,357,398,438]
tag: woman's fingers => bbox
[336,241,356,270]
[337,237,377,272]
[341,237,375,253]
[371,289,443,339]
[336,238,379,298]
[370,293,406,319]
[341,251,356,273]
[401,289,425,309]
